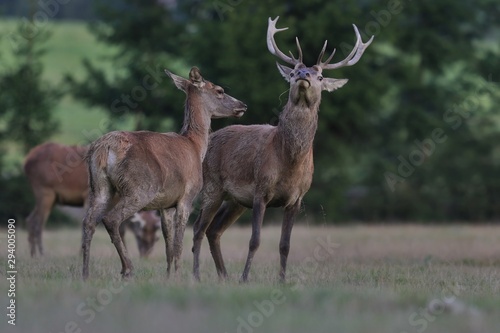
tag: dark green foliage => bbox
[66,0,188,133]
[0,25,61,153]
[0,22,62,226]
[69,0,500,221]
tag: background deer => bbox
[24,142,161,257]
[192,17,373,282]
[82,67,247,279]
[119,210,161,257]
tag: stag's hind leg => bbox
[204,201,246,280]
[240,197,267,282]
[192,193,224,281]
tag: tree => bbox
[66,0,189,134]
[0,22,62,223]
[69,0,500,221]
[0,25,61,154]
[183,0,500,221]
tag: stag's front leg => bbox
[279,200,300,282]
[160,208,175,276]
[241,197,267,283]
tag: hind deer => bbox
[192,17,373,282]
[24,142,161,257]
[119,210,161,257]
[24,142,160,257]
[82,67,247,280]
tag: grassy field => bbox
[0,224,499,333]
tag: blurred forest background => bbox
[0,0,499,225]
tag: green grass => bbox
[1,224,499,332]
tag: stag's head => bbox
[267,16,374,106]
[165,67,247,118]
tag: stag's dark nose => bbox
[296,69,311,81]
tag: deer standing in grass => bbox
[24,142,161,257]
[192,17,373,282]
[82,67,247,280]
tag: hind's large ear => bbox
[276,62,293,82]
[322,78,348,92]
[189,66,205,88]
[165,69,189,92]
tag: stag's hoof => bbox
[121,269,133,280]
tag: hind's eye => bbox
[318,76,323,81]
[290,73,294,77]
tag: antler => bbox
[267,16,303,66]
[317,24,374,70]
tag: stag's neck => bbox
[276,100,319,162]
[179,97,211,160]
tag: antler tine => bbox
[267,16,301,66]
[316,40,337,67]
[320,24,374,70]
[288,37,303,63]
[295,37,303,64]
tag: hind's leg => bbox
[160,208,175,276]
[26,189,55,257]
[82,186,113,280]
[101,197,152,278]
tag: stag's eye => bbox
[216,88,224,95]
[318,76,323,81]
[289,73,295,77]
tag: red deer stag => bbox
[82,67,247,280]
[192,17,373,282]
[24,142,161,257]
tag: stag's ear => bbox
[322,78,348,92]
[165,69,189,92]
[276,62,293,82]
[189,66,205,88]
